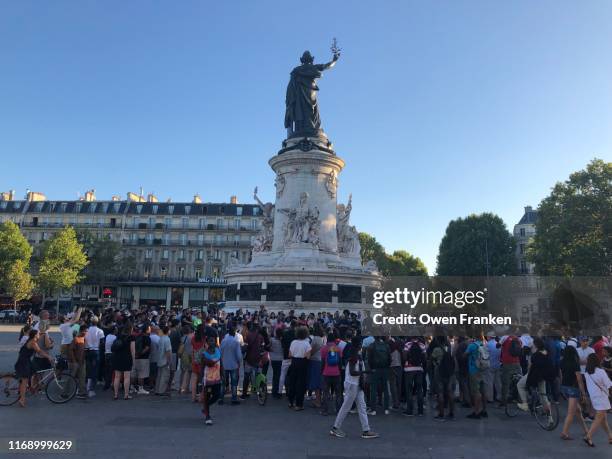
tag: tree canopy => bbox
[0,221,33,289]
[528,159,611,276]
[359,232,428,276]
[436,213,516,276]
[77,230,136,286]
[37,226,88,297]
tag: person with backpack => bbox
[499,333,523,407]
[402,337,426,417]
[367,336,391,416]
[111,324,136,400]
[431,336,455,420]
[320,331,343,415]
[330,337,379,439]
[465,335,489,419]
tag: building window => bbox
[178,267,185,280]
[168,205,174,214]
[160,266,167,279]
[197,234,204,245]
[162,249,169,259]
[136,205,143,214]
[237,206,242,216]
[195,267,202,279]
[234,218,240,230]
[182,217,189,229]
[152,205,158,214]
[113,202,121,213]
[519,228,526,237]
[252,207,259,216]
[520,260,528,274]
[217,218,223,229]
[147,233,153,245]
[185,205,191,214]
[251,219,258,230]
[178,249,185,260]
[199,218,206,229]
[164,217,172,228]
[520,243,525,255]
[197,249,204,260]
[214,249,220,260]
[180,233,187,245]
[162,233,169,245]
[145,249,153,259]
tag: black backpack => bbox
[437,346,455,379]
[370,341,390,369]
[509,337,522,358]
[407,342,424,367]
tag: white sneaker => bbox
[384,409,390,415]
[88,390,96,398]
[137,388,149,395]
[517,402,529,411]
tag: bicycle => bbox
[246,366,268,406]
[505,373,559,431]
[0,357,78,406]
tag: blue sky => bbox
[1,1,611,272]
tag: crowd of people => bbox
[13,304,612,445]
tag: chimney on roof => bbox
[0,190,15,201]
[84,189,96,202]
[26,191,47,202]
[193,194,202,204]
[111,195,121,201]
[147,194,158,203]
[230,195,238,204]
[127,192,146,202]
[524,206,532,213]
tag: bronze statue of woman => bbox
[284,46,340,139]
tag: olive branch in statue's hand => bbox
[331,37,341,60]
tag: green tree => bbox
[436,213,516,276]
[5,259,34,309]
[387,250,428,276]
[0,221,33,289]
[528,159,612,276]
[359,232,428,276]
[38,227,88,315]
[77,230,136,289]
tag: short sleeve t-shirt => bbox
[156,335,172,367]
[59,323,74,345]
[466,341,482,375]
[577,346,595,373]
[560,357,580,387]
[289,339,311,358]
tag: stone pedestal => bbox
[224,136,382,313]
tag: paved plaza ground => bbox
[1,326,610,459]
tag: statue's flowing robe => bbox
[284,64,325,132]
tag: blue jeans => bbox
[223,369,239,401]
[85,350,99,390]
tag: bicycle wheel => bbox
[257,381,267,406]
[534,400,559,431]
[505,399,519,417]
[0,374,20,406]
[45,372,77,404]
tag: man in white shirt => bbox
[59,308,82,359]
[85,316,105,397]
[154,326,173,396]
[576,336,595,374]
